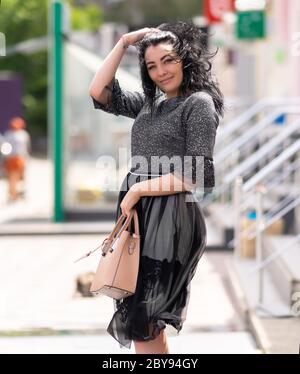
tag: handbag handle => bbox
[115,210,140,239]
[107,211,134,243]
[74,208,139,263]
[102,209,140,256]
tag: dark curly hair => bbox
[135,21,224,117]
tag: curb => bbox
[225,257,249,318]
[225,257,266,353]
[0,222,115,236]
[247,311,269,354]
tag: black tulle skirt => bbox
[107,168,207,349]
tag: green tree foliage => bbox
[0,0,102,147]
[68,1,103,31]
[0,0,48,139]
[103,0,203,27]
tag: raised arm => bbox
[89,27,160,106]
[88,36,127,105]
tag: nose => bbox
[156,64,167,77]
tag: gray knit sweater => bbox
[92,78,219,192]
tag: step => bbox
[262,234,300,307]
[207,201,277,248]
[205,215,227,248]
[208,196,294,248]
[227,256,292,317]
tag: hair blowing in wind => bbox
[135,20,224,117]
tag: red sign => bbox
[204,0,235,24]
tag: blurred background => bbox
[0,0,299,354]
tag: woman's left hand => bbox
[120,185,141,216]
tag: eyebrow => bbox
[146,54,173,66]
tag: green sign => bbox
[236,10,266,40]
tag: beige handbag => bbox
[75,209,140,300]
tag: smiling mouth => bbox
[160,77,172,84]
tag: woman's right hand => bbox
[122,27,160,47]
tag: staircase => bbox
[262,235,300,308]
[203,97,300,310]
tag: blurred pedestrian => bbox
[3,117,31,201]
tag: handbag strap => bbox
[113,209,140,240]
[109,210,134,242]
[102,209,140,255]
[132,209,140,238]
[74,208,139,263]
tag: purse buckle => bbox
[101,237,112,256]
[128,239,135,254]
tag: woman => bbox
[89,21,224,354]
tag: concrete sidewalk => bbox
[0,331,257,354]
[0,235,258,353]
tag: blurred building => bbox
[204,0,300,102]
[0,73,23,134]
[60,0,300,220]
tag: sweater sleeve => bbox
[91,77,145,119]
[175,91,218,192]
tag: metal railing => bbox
[217,97,300,145]
[232,139,300,252]
[198,116,300,207]
[215,107,300,165]
[231,142,300,312]
[242,141,300,192]
[240,157,300,214]
[223,117,300,185]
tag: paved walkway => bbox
[0,236,258,353]
[0,331,257,354]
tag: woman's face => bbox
[144,42,183,98]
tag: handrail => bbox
[265,193,296,220]
[201,118,300,205]
[251,187,300,313]
[198,124,300,207]
[247,194,300,241]
[242,139,300,192]
[229,193,300,247]
[261,157,300,193]
[224,117,300,185]
[249,232,300,275]
[230,135,300,249]
[215,107,300,165]
[217,97,300,143]
[240,157,300,212]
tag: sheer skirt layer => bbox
[107,171,207,349]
